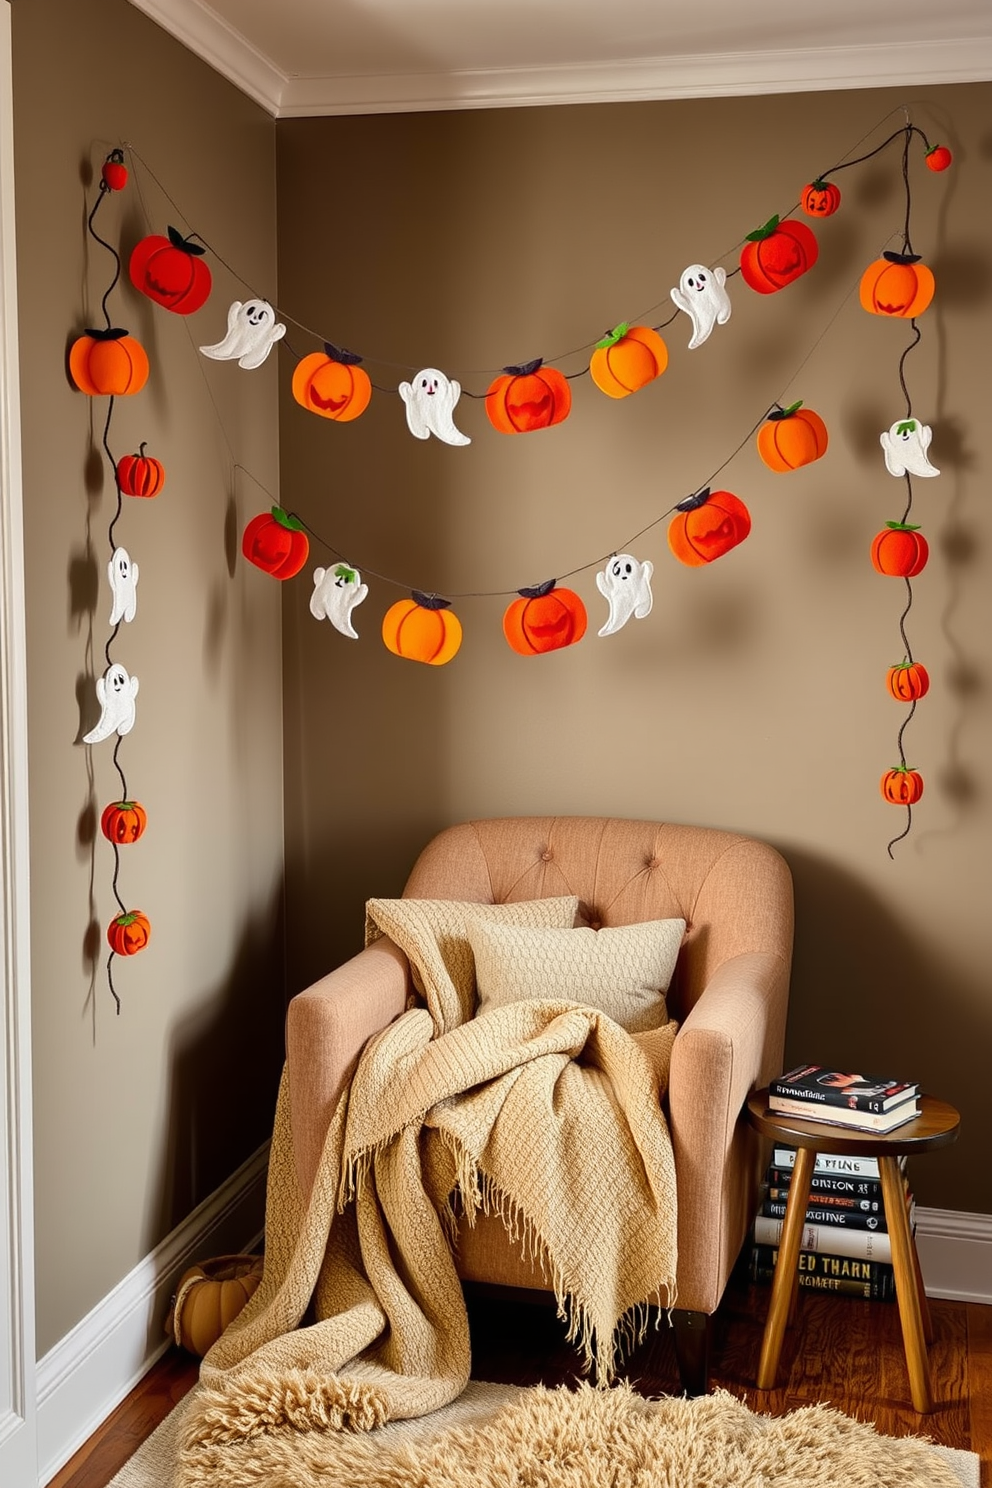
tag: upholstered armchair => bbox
[285,816,794,1394]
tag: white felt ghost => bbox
[83,663,139,744]
[879,417,940,479]
[596,553,655,637]
[199,299,286,370]
[670,264,732,350]
[310,562,368,639]
[398,368,471,446]
[108,546,139,626]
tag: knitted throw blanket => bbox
[177,901,679,1471]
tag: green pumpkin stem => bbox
[745,215,780,242]
[884,519,922,532]
[769,400,804,421]
[271,506,305,532]
[595,322,629,350]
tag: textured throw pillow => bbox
[465,917,686,1034]
[365,896,580,1034]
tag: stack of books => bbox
[766,1063,920,1133]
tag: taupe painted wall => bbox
[278,85,991,1214]
[12,0,285,1356]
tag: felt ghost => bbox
[108,546,139,626]
[670,264,732,350]
[83,663,139,744]
[398,368,471,446]
[879,417,940,479]
[199,299,286,370]
[310,562,369,639]
[596,553,654,637]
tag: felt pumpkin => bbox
[170,1255,264,1358]
[116,443,166,498]
[886,662,930,702]
[292,344,372,422]
[242,507,309,580]
[881,766,924,805]
[667,488,751,567]
[925,144,952,172]
[739,216,818,294]
[382,591,462,665]
[101,149,127,192]
[485,360,572,434]
[100,800,147,845]
[870,521,929,577]
[129,226,212,315]
[69,328,149,397]
[756,401,828,472]
[502,580,587,656]
[107,910,151,956]
[859,253,935,318]
[589,323,668,399]
[801,179,841,218]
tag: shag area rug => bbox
[114,1378,979,1488]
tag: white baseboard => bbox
[36,1143,268,1486]
[915,1206,992,1305]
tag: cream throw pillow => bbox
[466,917,686,1034]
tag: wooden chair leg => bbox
[880,1155,934,1412]
[671,1308,712,1396]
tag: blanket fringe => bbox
[182,1369,390,1447]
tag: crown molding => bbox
[127,0,289,114]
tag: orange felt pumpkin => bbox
[886,662,930,702]
[101,800,147,845]
[502,580,587,656]
[242,507,309,580]
[170,1255,264,1358]
[870,522,929,577]
[485,359,572,434]
[107,910,151,955]
[116,443,166,498]
[801,179,841,218]
[69,328,149,396]
[589,323,668,399]
[740,216,818,294]
[382,591,462,665]
[756,401,828,472]
[881,766,924,805]
[667,488,751,567]
[292,343,372,422]
[859,253,935,318]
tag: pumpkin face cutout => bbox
[292,344,372,422]
[886,662,930,702]
[117,443,166,498]
[740,216,818,294]
[859,253,935,318]
[757,401,828,472]
[668,489,752,567]
[242,507,309,580]
[589,324,668,399]
[881,767,924,805]
[485,360,571,434]
[871,522,929,577]
[107,909,150,955]
[382,592,462,665]
[129,226,212,315]
[69,328,149,397]
[100,800,147,845]
[503,580,587,656]
[801,179,841,218]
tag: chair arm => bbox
[286,936,410,1200]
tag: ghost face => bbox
[83,662,140,744]
[670,263,732,350]
[398,367,471,446]
[596,553,654,636]
[108,545,139,626]
[310,563,369,639]
[199,299,287,370]
[879,418,940,479]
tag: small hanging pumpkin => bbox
[129,226,212,315]
[589,323,668,399]
[485,360,572,434]
[116,443,166,498]
[169,1254,264,1358]
[101,800,147,845]
[667,488,751,567]
[801,179,841,218]
[69,328,149,397]
[739,216,818,294]
[870,521,929,577]
[881,766,924,805]
[503,580,587,656]
[242,507,310,580]
[886,662,930,702]
[107,910,151,955]
[756,401,828,472]
[101,149,128,192]
[291,343,372,422]
[925,144,952,172]
[859,253,935,318]
[382,591,463,665]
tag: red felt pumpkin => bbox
[925,144,952,172]
[502,580,587,656]
[740,216,819,294]
[886,662,930,702]
[667,489,752,567]
[485,360,572,434]
[116,443,166,498]
[101,149,128,192]
[242,507,309,580]
[291,344,372,422]
[870,522,929,577]
[589,324,668,399]
[859,253,935,318]
[107,909,151,955]
[69,328,149,397]
[881,767,924,805]
[100,800,148,845]
[801,179,841,218]
[129,226,212,315]
[756,401,828,472]
[382,592,462,665]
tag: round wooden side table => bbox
[745,1090,960,1413]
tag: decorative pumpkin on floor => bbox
[292,343,372,422]
[739,216,818,294]
[881,766,924,805]
[69,328,149,396]
[116,443,166,498]
[382,592,463,665]
[485,360,572,434]
[668,489,751,566]
[886,662,930,702]
[169,1254,264,1358]
[242,507,310,580]
[589,324,668,398]
[756,401,828,472]
[870,522,929,577]
[801,179,841,218]
[503,580,587,655]
[859,253,935,318]
[129,226,212,315]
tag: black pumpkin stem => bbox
[412,590,453,610]
[324,342,364,365]
[503,358,544,377]
[675,488,711,513]
[883,249,922,265]
[84,326,129,341]
[166,224,207,257]
[517,578,557,599]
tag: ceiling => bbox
[129,0,992,116]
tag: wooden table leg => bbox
[757,1145,814,1390]
[880,1154,934,1413]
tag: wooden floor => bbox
[49,1272,992,1488]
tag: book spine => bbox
[760,1198,887,1232]
[768,1073,917,1114]
[772,1146,882,1178]
[766,1185,883,1212]
[753,1214,893,1263]
[768,1167,884,1200]
[749,1261,895,1301]
[751,1243,895,1288]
